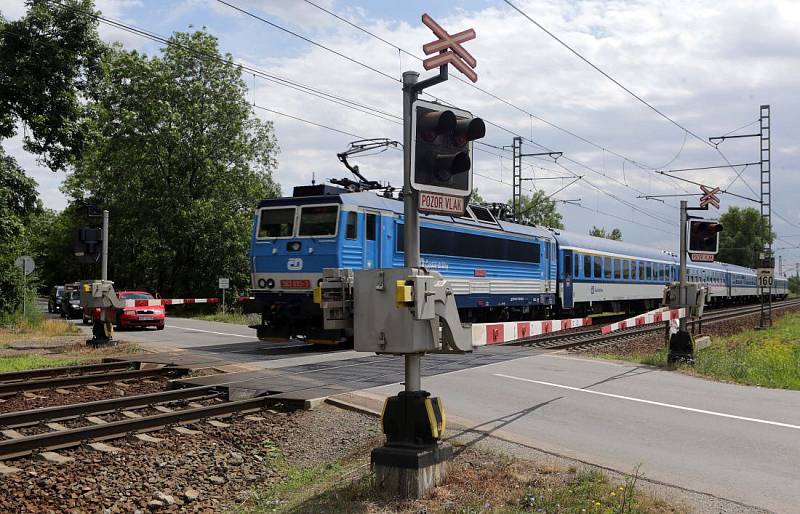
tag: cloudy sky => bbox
[3,0,800,272]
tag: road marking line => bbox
[164,325,254,338]
[494,373,800,431]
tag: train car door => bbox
[363,211,381,269]
[562,249,574,309]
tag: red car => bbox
[83,290,165,330]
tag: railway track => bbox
[508,298,800,353]
[0,363,186,396]
[0,383,295,460]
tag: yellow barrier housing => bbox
[395,280,413,305]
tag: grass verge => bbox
[0,354,91,373]
[596,311,800,390]
[180,310,258,326]
[240,444,681,514]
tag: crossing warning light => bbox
[688,220,723,254]
[410,99,485,198]
[74,227,102,264]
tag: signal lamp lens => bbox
[266,279,275,289]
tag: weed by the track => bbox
[597,311,800,390]
[181,310,259,326]
[0,318,79,344]
[241,445,681,514]
[0,354,89,373]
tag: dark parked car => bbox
[48,286,65,313]
[60,290,83,319]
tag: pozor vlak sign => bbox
[419,191,465,215]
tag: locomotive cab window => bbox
[345,211,358,240]
[258,207,296,238]
[298,205,339,237]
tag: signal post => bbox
[668,196,723,363]
[358,14,484,498]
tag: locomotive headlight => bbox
[266,279,275,289]
[287,241,302,252]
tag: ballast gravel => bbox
[0,404,380,513]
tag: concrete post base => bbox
[371,443,452,499]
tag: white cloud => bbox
[4,0,800,262]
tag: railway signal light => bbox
[411,99,485,197]
[74,227,102,264]
[688,220,723,254]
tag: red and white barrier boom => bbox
[600,307,687,335]
[471,316,592,347]
[122,298,220,307]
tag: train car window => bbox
[638,261,644,281]
[658,265,665,281]
[396,226,540,263]
[614,259,621,280]
[366,214,377,241]
[623,260,630,280]
[565,253,573,277]
[299,205,339,237]
[258,207,295,238]
[584,255,592,278]
[603,257,611,279]
[573,254,580,277]
[646,262,652,280]
[593,256,602,278]
[345,212,358,240]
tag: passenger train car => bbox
[248,185,788,343]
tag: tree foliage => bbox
[0,0,105,170]
[507,191,564,229]
[0,148,41,313]
[468,188,484,204]
[589,226,622,241]
[717,206,774,267]
[62,31,280,297]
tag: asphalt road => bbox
[370,353,800,512]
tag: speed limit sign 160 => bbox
[757,268,774,288]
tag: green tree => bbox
[0,0,105,170]
[64,31,280,297]
[790,275,799,295]
[0,148,41,314]
[507,191,564,229]
[468,188,484,204]
[589,226,622,241]
[717,206,774,267]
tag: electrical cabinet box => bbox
[80,280,123,309]
[354,268,439,354]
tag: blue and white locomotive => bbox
[247,184,788,343]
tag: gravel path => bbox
[0,404,379,513]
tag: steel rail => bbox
[0,395,294,459]
[0,386,220,428]
[0,361,135,383]
[0,367,185,395]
